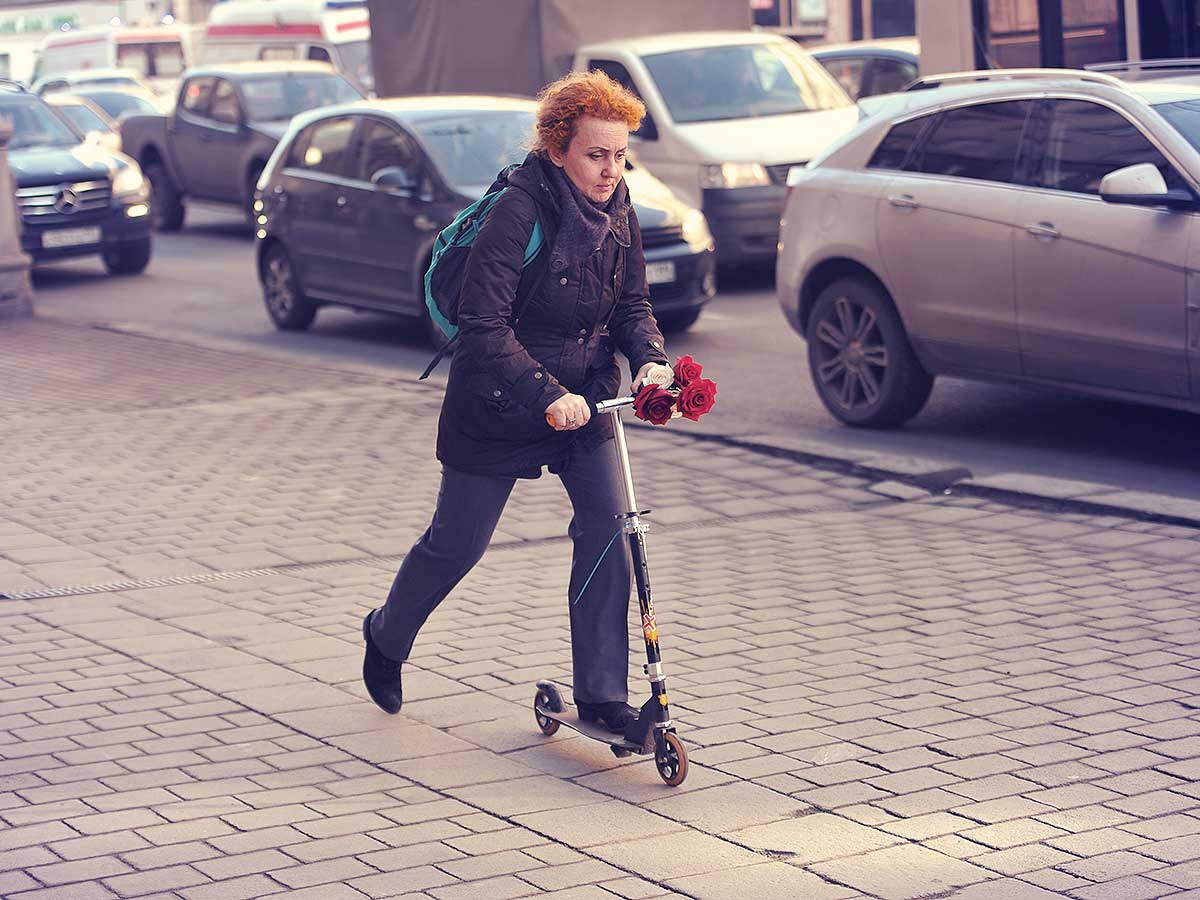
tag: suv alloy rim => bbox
[812,296,889,412]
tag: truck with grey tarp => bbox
[366,1,858,266]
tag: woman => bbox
[361,71,670,735]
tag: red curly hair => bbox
[532,70,646,157]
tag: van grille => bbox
[15,179,111,222]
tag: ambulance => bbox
[202,0,372,93]
[31,24,190,95]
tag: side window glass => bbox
[181,76,216,118]
[1040,99,1186,194]
[260,46,298,61]
[356,119,419,184]
[916,101,1033,184]
[307,46,332,63]
[821,56,866,99]
[870,58,918,96]
[867,115,928,170]
[294,116,356,176]
[209,79,241,125]
[588,58,657,140]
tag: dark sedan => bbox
[253,96,716,343]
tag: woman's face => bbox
[549,115,628,204]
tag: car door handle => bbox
[336,195,348,208]
[1025,222,1060,240]
[887,193,919,209]
[199,132,213,143]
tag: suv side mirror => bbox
[1100,163,1193,210]
[371,166,417,194]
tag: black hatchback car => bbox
[1,81,153,274]
[253,96,716,341]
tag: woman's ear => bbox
[547,145,565,167]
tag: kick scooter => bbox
[532,394,688,786]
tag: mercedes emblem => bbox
[53,187,79,214]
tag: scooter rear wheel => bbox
[655,731,687,786]
[534,692,560,736]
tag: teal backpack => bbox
[419,167,545,379]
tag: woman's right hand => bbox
[544,393,591,431]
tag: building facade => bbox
[920,1,1200,76]
[751,0,916,43]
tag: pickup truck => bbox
[120,61,363,230]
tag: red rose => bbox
[677,378,716,421]
[633,384,675,425]
[673,354,703,387]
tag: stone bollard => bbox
[0,120,32,321]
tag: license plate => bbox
[646,260,676,285]
[42,226,101,249]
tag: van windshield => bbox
[642,41,851,124]
[414,110,534,193]
[117,41,186,79]
[240,73,362,121]
[336,40,373,92]
[0,98,80,150]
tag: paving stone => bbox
[727,812,900,864]
[810,843,995,899]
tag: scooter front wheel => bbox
[534,692,560,736]
[655,731,687,786]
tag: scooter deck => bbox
[536,704,645,754]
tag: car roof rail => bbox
[0,78,28,94]
[905,67,1125,91]
[1087,58,1200,74]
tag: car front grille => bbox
[767,162,807,184]
[15,179,111,223]
[641,224,684,249]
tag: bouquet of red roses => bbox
[632,355,717,425]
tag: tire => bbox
[260,242,317,331]
[656,731,688,786]
[102,237,152,275]
[534,692,560,736]
[658,307,701,334]
[145,162,184,232]
[805,276,933,429]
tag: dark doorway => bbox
[1139,0,1200,58]
[973,0,1125,68]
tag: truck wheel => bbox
[145,163,184,232]
[102,237,152,275]
[260,242,316,331]
[805,276,932,428]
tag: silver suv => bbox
[777,69,1200,428]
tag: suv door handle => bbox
[1025,222,1060,239]
[336,195,348,207]
[888,194,919,209]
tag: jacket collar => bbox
[507,152,631,248]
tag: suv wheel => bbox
[806,276,933,428]
[260,242,317,331]
[145,163,185,232]
[102,237,152,275]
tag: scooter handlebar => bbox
[592,395,637,415]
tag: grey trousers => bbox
[370,438,633,704]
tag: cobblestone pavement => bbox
[2,317,1199,900]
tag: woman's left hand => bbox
[634,361,667,390]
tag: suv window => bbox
[355,118,419,183]
[588,58,657,139]
[870,57,918,95]
[288,116,356,176]
[867,115,929,170]
[1039,99,1187,195]
[209,79,241,125]
[914,101,1033,184]
[181,76,216,117]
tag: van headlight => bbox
[681,208,713,250]
[113,164,146,198]
[701,163,770,189]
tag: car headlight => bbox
[680,208,713,250]
[113,164,146,198]
[701,162,770,189]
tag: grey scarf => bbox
[547,161,620,272]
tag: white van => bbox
[202,0,372,94]
[31,25,188,96]
[573,31,859,266]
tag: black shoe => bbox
[577,700,638,735]
[362,611,402,715]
